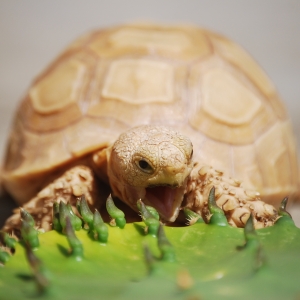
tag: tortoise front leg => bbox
[2,166,102,234]
[184,164,279,229]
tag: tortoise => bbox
[1,23,299,231]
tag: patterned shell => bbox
[2,23,299,205]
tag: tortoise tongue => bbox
[145,185,185,222]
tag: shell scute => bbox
[2,23,298,206]
[88,24,212,61]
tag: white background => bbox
[0,0,299,223]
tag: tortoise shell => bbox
[2,23,299,205]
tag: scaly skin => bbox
[2,163,279,234]
[0,195,299,299]
[184,164,279,228]
[2,126,280,233]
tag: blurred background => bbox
[0,0,299,224]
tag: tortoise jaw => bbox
[143,183,186,222]
[109,179,187,222]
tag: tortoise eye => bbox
[136,159,154,174]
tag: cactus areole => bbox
[1,197,300,299]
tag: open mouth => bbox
[143,184,186,222]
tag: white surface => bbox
[0,0,300,224]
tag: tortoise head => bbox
[106,125,193,222]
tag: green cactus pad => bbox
[1,212,300,299]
